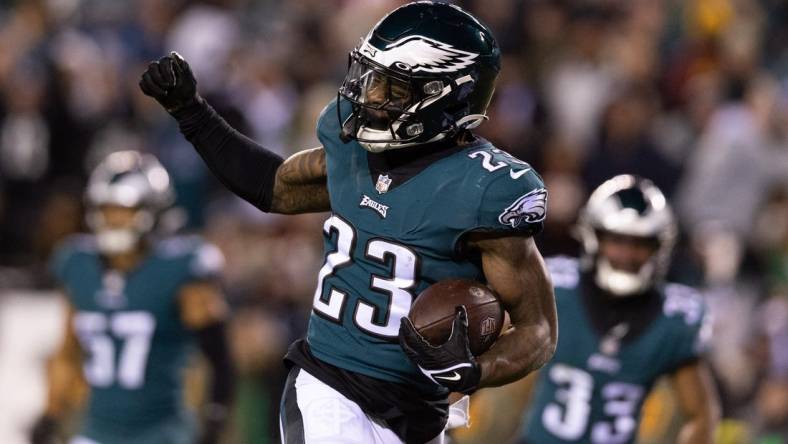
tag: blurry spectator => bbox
[583,84,682,197]
[543,5,618,155]
[165,0,240,96]
[754,295,788,439]
[677,75,788,285]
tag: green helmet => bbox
[338,1,501,152]
[85,150,175,254]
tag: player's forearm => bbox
[196,321,235,408]
[172,97,284,212]
[44,354,85,418]
[269,148,331,213]
[477,315,555,387]
[195,321,235,443]
[677,415,717,444]
[673,362,720,444]
[474,237,558,387]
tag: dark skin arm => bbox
[269,147,331,214]
[672,361,720,444]
[43,302,87,418]
[467,233,558,387]
[178,281,229,329]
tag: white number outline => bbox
[312,215,354,323]
[311,215,419,340]
[73,311,156,389]
[468,150,507,172]
[541,364,645,444]
[591,382,644,444]
[543,364,593,440]
[354,238,419,339]
[468,148,531,174]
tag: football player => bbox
[140,2,558,443]
[31,151,234,444]
[464,175,720,444]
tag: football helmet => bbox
[338,1,501,152]
[576,175,677,296]
[85,150,174,254]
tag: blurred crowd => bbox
[0,0,786,443]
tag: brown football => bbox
[408,278,504,356]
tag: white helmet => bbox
[85,150,174,254]
[576,175,677,296]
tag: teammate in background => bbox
[140,2,557,443]
[465,175,720,444]
[30,151,234,444]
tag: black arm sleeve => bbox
[172,97,284,212]
[195,320,235,408]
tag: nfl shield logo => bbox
[376,174,392,194]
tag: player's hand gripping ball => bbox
[399,279,504,394]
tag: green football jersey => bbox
[520,257,710,444]
[50,234,224,438]
[306,98,547,393]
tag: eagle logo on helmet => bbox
[361,35,479,74]
[498,188,548,228]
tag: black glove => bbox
[139,51,199,113]
[399,305,481,394]
[30,414,58,444]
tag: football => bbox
[407,279,504,356]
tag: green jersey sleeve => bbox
[49,235,94,284]
[155,236,225,283]
[475,163,547,236]
[662,283,712,371]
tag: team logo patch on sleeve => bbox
[498,188,547,228]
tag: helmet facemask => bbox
[339,50,470,152]
[86,206,155,255]
[589,230,662,296]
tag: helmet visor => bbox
[339,55,416,130]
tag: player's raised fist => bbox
[139,51,198,113]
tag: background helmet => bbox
[85,150,175,254]
[338,1,501,152]
[576,175,677,296]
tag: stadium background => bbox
[0,0,786,443]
